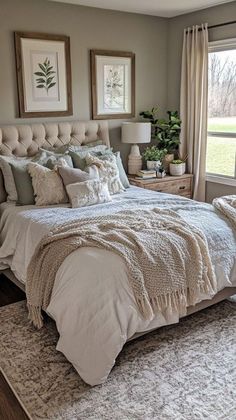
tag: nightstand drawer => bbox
[143,178,192,197]
[128,174,193,198]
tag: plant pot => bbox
[163,154,174,173]
[169,162,186,176]
[146,160,161,170]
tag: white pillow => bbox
[28,162,68,206]
[66,179,111,208]
[85,153,125,195]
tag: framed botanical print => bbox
[90,49,135,119]
[14,32,72,118]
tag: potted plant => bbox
[169,157,187,176]
[142,146,167,170]
[140,108,181,172]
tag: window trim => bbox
[206,174,236,187]
[207,38,236,182]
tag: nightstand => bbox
[128,174,193,198]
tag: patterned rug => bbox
[0,299,236,420]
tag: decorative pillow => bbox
[39,149,73,169]
[0,156,18,202]
[66,179,111,208]
[10,161,35,205]
[28,163,68,206]
[114,152,130,189]
[58,166,94,187]
[69,145,108,170]
[97,150,130,189]
[44,140,104,154]
[85,153,125,195]
[0,155,41,202]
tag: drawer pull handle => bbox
[156,189,163,192]
[179,186,186,190]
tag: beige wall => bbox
[167,1,236,201]
[0,0,168,168]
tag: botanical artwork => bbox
[91,50,135,119]
[104,64,126,110]
[34,57,56,94]
[15,32,72,117]
[32,52,59,101]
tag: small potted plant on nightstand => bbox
[169,156,187,176]
[142,146,167,170]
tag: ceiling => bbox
[50,0,233,18]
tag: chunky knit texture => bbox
[26,207,217,328]
[213,195,236,230]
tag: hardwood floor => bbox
[0,274,29,420]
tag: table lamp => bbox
[122,122,151,174]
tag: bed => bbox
[0,120,235,386]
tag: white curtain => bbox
[180,24,208,201]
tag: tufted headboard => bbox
[0,120,110,202]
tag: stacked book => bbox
[136,169,157,179]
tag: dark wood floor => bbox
[0,274,29,420]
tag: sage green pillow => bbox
[69,145,108,170]
[10,160,35,205]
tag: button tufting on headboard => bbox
[0,120,110,157]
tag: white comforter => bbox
[0,187,236,385]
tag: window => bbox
[207,39,236,185]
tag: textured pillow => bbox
[69,145,108,170]
[85,153,125,195]
[66,179,111,208]
[28,163,68,206]
[97,150,130,189]
[58,166,93,187]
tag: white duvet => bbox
[0,187,236,385]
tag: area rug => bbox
[1,299,236,420]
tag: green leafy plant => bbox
[34,57,56,94]
[140,108,181,153]
[142,146,167,162]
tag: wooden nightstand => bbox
[128,174,193,198]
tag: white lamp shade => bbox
[122,122,151,144]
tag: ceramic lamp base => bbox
[127,144,142,175]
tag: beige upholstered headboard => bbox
[0,120,110,202]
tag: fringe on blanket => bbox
[28,270,216,330]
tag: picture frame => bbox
[90,49,135,119]
[14,32,73,118]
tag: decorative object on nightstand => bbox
[128,174,193,198]
[142,146,167,171]
[169,160,186,176]
[122,122,151,175]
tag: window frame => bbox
[206,38,236,186]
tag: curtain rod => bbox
[188,20,236,32]
[209,20,236,30]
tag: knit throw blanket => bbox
[26,208,217,329]
[213,195,236,230]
